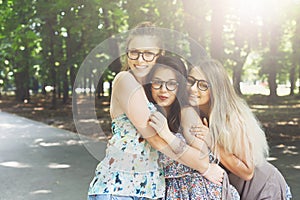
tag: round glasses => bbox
[127,49,160,62]
[151,80,179,91]
[187,76,210,91]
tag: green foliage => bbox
[0,0,299,100]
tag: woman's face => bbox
[188,67,211,107]
[151,68,178,109]
[127,35,160,79]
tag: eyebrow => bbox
[128,48,159,52]
[152,77,177,81]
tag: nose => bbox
[190,82,198,91]
[160,83,168,92]
[137,53,144,62]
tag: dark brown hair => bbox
[144,55,188,133]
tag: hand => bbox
[190,118,209,141]
[203,163,224,185]
[149,111,171,140]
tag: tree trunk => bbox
[267,25,279,100]
[14,48,30,102]
[268,66,277,100]
[48,22,57,108]
[15,71,29,102]
[289,66,295,96]
[63,69,69,104]
[210,0,224,60]
[182,0,208,61]
[293,16,300,97]
[233,64,243,96]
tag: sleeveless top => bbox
[88,103,165,199]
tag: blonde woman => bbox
[188,59,292,200]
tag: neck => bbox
[136,76,145,85]
[199,105,210,118]
[160,106,169,116]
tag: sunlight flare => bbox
[48,163,70,169]
[0,161,31,168]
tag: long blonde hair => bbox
[196,59,269,166]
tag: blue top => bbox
[88,103,165,199]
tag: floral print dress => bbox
[159,133,240,200]
[88,103,165,199]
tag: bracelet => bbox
[201,163,211,177]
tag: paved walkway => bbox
[0,111,299,199]
[0,111,105,200]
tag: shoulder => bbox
[181,106,202,125]
[181,106,197,116]
[112,71,142,93]
[112,71,145,103]
[113,71,137,86]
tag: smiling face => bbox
[151,68,178,110]
[127,35,161,80]
[188,67,211,108]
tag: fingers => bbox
[208,164,225,185]
[189,125,208,139]
[212,173,224,185]
[149,111,166,134]
[203,117,209,127]
[190,125,208,132]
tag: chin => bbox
[133,71,148,78]
[189,100,198,107]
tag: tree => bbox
[0,0,40,102]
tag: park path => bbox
[0,111,106,200]
[0,111,299,199]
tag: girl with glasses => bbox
[189,59,292,200]
[87,21,165,200]
[145,56,240,199]
[88,22,232,200]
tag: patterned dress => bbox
[88,103,165,199]
[159,133,240,200]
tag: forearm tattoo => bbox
[170,136,187,155]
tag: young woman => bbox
[87,22,224,200]
[146,55,240,199]
[188,59,292,200]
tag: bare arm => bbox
[113,72,223,183]
[190,118,255,181]
[181,107,211,158]
[149,111,224,184]
[218,145,254,181]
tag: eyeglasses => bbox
[187,76,210,91]
[151,79,179,91]
[127,49,160,62]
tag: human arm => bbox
[149,110,224,185]
[218,145,254,181]
[190,121,255,181]
[113,72,223,184]
[180,107,212,157]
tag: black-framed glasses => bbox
[187,76,210,91]
[126,49,160,62]
[151,79,179,91]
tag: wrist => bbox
[169,135,187,155]
[201,163,211,177]
[161,130,175,143]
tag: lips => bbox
[189,94,200,99]
[158,95,168,101]
[134,64,148,69]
